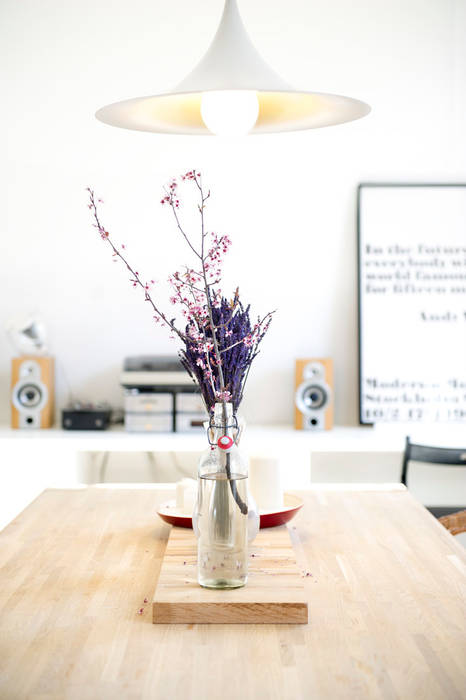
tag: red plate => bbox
[157,493,303,529]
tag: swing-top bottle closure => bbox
[207,402,239,448]
[217,435,234,451]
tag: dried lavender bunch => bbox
[180,295,271,414]
[87,170,273,417]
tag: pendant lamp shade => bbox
[96,0,370,135]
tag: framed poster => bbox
[358,183,466,424]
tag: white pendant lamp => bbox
[96,0,370,136]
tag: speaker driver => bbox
[303,362,325,381]
[301,384,328,411]
[17,384,43,408]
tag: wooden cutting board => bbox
[152,525,308,624]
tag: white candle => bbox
[176,478,197,513]
[249,456,283,512]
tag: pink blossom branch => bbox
[162,182,202,261]
[164,173,227,393]
[87,189,186,343]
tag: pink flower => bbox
[216,390,232,401]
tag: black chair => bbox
[401,436,466,518]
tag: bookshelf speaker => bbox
[11,356,54,429]
[295,358,333,431]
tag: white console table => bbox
[1,423,465,529]
[3,422,464,452]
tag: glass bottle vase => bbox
[193,402,259,589]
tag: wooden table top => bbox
[0,485,465,699]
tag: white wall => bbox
[1,0,465,426]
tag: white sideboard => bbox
[1,423,465,529]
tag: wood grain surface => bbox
[0,485,465,699]
[153,526,308,624]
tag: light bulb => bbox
[200,90,259,136]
